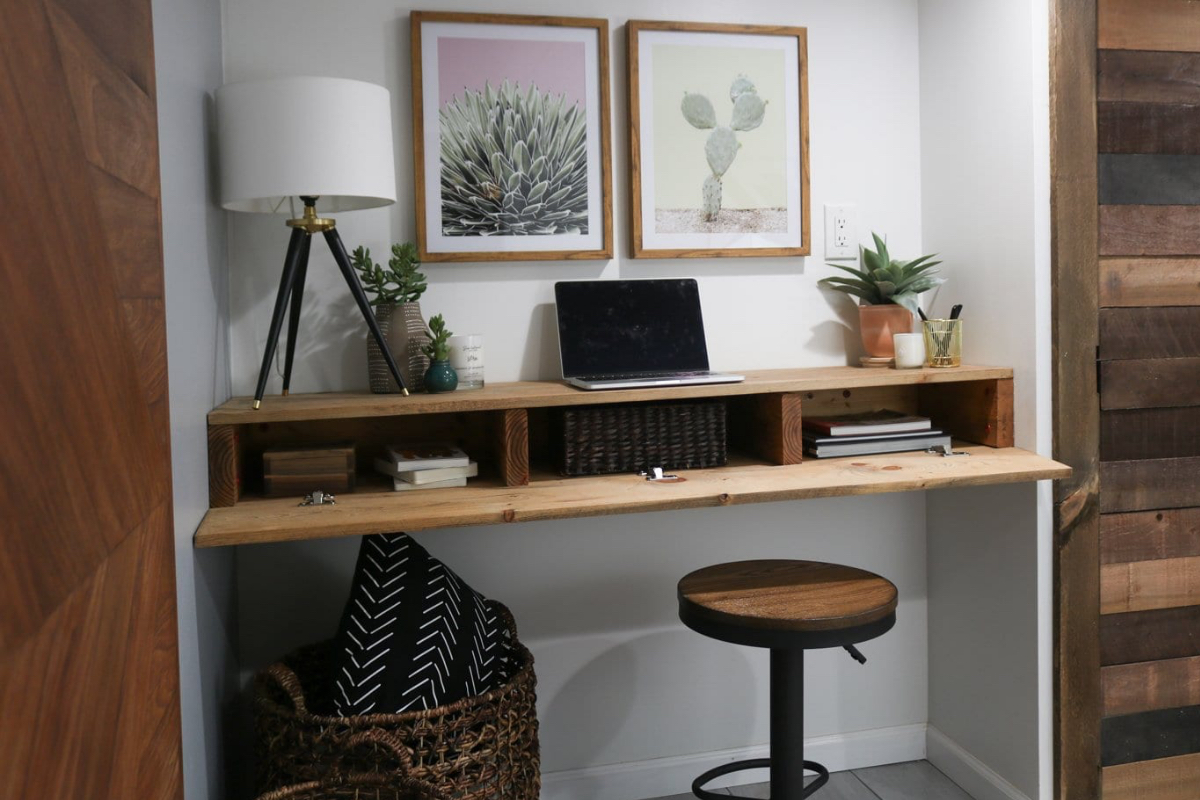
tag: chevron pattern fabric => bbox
[332,533,514,715]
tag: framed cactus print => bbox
[627,21,810,258]
[411,12,613,262]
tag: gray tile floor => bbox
[644,760,973,800]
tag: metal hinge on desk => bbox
[299,490,336,506]
[927,445,971,457]
[640,466,683,482]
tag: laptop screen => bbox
[555,279,711,377]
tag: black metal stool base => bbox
[692,757,830,800]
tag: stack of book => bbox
[802,410,950,459]
[374,443,478,491]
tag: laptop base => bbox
[566,372,745,391]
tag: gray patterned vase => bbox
[368,302,430,393]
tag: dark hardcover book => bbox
[804,432,952,459]
[803,428,946,446]
[802,409,932,437]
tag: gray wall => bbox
[918,0,1052,797]
[152,0,237,797]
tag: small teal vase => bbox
[423,359,458,393]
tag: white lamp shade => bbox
[217,76,397,214]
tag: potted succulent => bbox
[819,233,943,361]
[421,314,458,393]
[351,242,430,393]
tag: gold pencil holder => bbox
[923,319,963,368]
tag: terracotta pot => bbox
[367,302,430,393]
[858,304,914,359]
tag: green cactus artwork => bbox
[439,79,589,237]
[682,75,768,221]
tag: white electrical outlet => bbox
[824,203,858,260]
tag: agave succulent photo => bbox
[439,79,589,237]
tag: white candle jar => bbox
[448,334,485,389]
[892,332,926,369]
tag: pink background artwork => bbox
[437,36,587,107]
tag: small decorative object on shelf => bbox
[263,444,355,498]
[421,315,458,393]
[352,242,430,393]
[448,334,485,390]
[924,318,963,368]
[819,233,943,366]
[892,333,926,369]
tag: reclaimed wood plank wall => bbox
[1098,2,1200,796]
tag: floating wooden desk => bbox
[196,365,1069,548]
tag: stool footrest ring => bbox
[691,757,831,799]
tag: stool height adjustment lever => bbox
[843,644,867,664]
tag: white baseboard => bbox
[926,726,1031,800]
[540,723,927,800]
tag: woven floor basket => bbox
[255,732,449,800]
[559,399,728,475]
[254,604,539,800]
[257,777,444,800]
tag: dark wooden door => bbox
[0,0,182,798]
[1094,1,1200,796]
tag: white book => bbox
[374,459,478,484]
[383,442,470,471]
[392,476,468,491]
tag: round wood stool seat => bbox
[677,560,898,800]
[678,559,898,650]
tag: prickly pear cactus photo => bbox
[652,65,786,236]
[682,75,767,222]
[634,26,808,254]
[439,79,589,237]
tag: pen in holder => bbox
[923,319,963,368]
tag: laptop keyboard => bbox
[580,371,711,381]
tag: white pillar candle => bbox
[892,332,926,369]
[448,334,485,389]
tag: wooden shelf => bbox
[209,366,1015,423]
[194,445,1069,547]
[197,364,1068,547]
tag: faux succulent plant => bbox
[350,242,427,306]
[682,76,768,220]
[819,233,944,316]
[421,314,453,362]
[439,80,589,236]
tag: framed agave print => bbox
[411,12,613,262]
[627,21,810,259]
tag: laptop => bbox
[554,278,745,390]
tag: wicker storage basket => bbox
[255,732,448,800]
[254,604,539,800]
[558,399,727,475]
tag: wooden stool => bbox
[678,560,898,800]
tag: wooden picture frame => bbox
[627,20,810,259]
[410,11,614,262]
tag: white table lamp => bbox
[217,76,408,406]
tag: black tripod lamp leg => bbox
[253,227,308,409]
[281,235,312,396]
[323,228,409,395]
